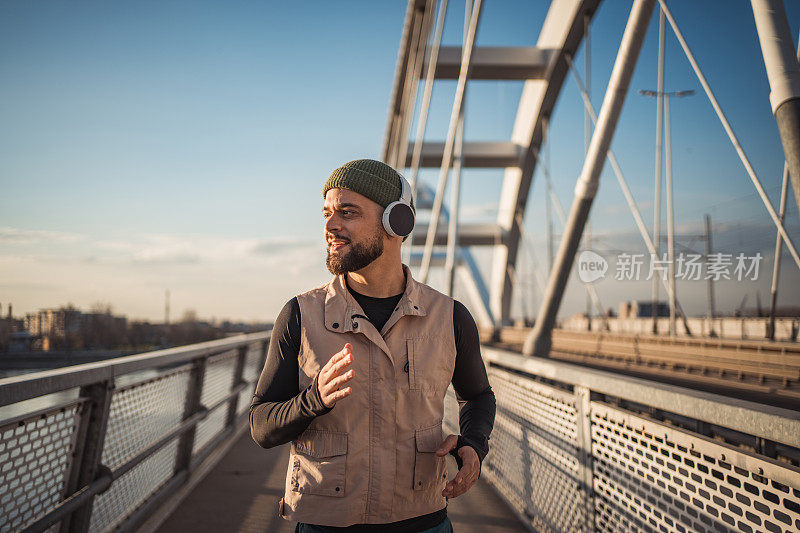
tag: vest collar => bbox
[324,264,426,334]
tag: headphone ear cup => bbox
[383,202,415,238]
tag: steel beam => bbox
[524,0,656,357]
[411,222,504,246]
[225,345,248,428]
[418,0,484,282]
[382,0,432,165]
[751,0,800,215]
[404,140,523,168]
[422,46,554,79]
[490,0,601,326]
[174,357,206,474]
[62,380,113,533]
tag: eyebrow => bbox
[323,202,362,212]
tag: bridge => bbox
[2,0,800,531]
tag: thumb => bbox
[436,434,458,456]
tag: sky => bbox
[1,0,799,324]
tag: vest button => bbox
[332,322,339,329]
[353,322,359,329]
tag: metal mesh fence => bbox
[88,439,178,532]
[190,350,238,458]
[243,343,264,384]
[193,403,228,454]
[4,334,798,533]
[200,349,238,408]
[591,402,800,533]
[480,365,585,533]
[0,401,83,532]
[239,343,265,416]
[87,367,191,531]
[0,334,268,533]
[101,367,190,471]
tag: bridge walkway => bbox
[154,428,527,533]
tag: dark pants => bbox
[295,516,454,533]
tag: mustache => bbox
[326,233,351,243]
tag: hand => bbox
[436,434,480,498]
[317,343,355,408]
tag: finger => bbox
[454,463,478,487]
[327,353,353,378]
[327,369,355,390]
[324,343,351,369]
[442,482,455,497]
[327,386,352,405]
[452,477,474,498]
[321,345,352,379]
[436,434,458,456]
[443,482,466,499]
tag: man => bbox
[250,159,496,532]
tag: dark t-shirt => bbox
[249,285,496,532]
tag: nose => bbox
[324,212,341,235]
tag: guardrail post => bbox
[225,344,248,427]
[174,357,207,474]
[61,379,114,533]
[259,339,269,370]
[574,386,595,532]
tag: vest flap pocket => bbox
[414,423,446,491]
[415,424,443,453]
[293,429,348,458]
[291,430,348,497]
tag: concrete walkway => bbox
[156,431,526,533]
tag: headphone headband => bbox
[398,173,412,207]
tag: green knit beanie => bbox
[323,159,414,211]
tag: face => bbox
[323,188,386,275]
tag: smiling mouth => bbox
[328,239,350,252]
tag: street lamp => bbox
[639,88,695,336]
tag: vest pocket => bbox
[406,338,451,392]
[413,423,446,491]
[291,430,348,497]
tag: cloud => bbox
[0,227,87,245]
[250,238,318,256]
[132,248,202,264]
[119,234,320,265]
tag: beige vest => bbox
[278,265,456,526]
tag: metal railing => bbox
[0,332,269,533]
[6,331,800,532]
[443,346,800,532]
[483,327,800,403]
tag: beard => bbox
[326,226,384,275]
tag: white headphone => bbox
[382,174,415,238]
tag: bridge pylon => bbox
[383,0,601,329]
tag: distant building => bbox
[8,331,31,351]
[25,306,83,350]
[0,302,25,352]
[619,301,669,319]
[22,305,128,351]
